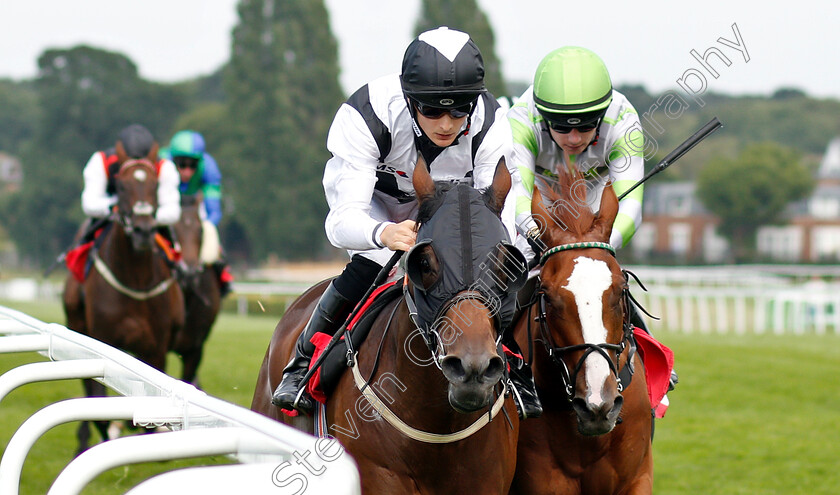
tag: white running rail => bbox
[0,305,360,495]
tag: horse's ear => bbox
[115,141,128,164]
[413,155,435,202]
[488,157,511,214]
[531,180,551,233]
[146,142,160,163]
[593,182,619,240]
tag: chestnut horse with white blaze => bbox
[510,171,653,495]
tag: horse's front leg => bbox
[76,378,110,456]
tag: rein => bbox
[94,158,176,301]
[350,351,508,444]
[342,284,509,444]
[535,242,636,401]
[92,250,174,300]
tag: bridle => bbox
[92,157,175,300]
[173,198,208,298]
[532,241,638,401]
[403,286,504,369]
[114,158,158,236]
[341,284,509,444]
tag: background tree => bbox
[415,0,508,98]
[696,142,815,261]
[0,45,187,266]
[0,80,39,156]
[224,0,344,261]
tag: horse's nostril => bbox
[441,356,466,382]
[484,356,504,381]
[572,397,588,415]
[612,395,624,413]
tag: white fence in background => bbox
[626,266,840,335]
[4,264,840,334]
[0,305,361,495]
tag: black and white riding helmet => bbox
[400,26,486,109]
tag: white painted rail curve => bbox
[0,305,361,495]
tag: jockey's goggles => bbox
[546,118,600,134]
[174,156,199,170]
[414,101,474,119]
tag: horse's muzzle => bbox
[442,354,505,413]
[572,394,624,436]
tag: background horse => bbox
[252,159,521,494]
[510,172,653,494]
[63,155,184,453]
[171,194,221,387]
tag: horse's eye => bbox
[420,257,432,274]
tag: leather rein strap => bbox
[350,351,508,444]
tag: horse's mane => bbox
[537,169,597,238]
[416,181,500,226]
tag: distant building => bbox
[0,152,23,193]
[757,137,840,262]
[634,181,728,263]
[634,138,840,263]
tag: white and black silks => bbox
[404,183,528,338]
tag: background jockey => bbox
[160,129,232,296]
[80,124,180,238]
[161,130,224,226]
[271,26,543,419]
[507,46,677,391]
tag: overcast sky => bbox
[1,1,838,100]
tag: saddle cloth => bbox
[633,328,674,418]
[65,227,179,282]
[305,280,403,404]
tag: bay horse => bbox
[171,194,221,388]
[252,158,523,494]
[510,171,653,494]
[63,153,185,453]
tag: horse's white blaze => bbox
[564,256,612,406]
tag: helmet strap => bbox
[589,122,602,148]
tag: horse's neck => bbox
[101,227,165,283]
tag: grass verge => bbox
[1,300,839,493]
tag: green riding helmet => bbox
[169,130,206,160]
[533,47,613,128]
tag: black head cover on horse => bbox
[406,183,527,333]
[310,182,527,401]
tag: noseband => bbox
[404,286,503,369]
[535,242,637,401]
[115,159,157,233]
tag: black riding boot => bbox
[271,282,354,414]
[504,338,543,419]
[629,303,678,391]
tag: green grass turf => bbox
[2,300,839,493]
[652,331,840,494]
